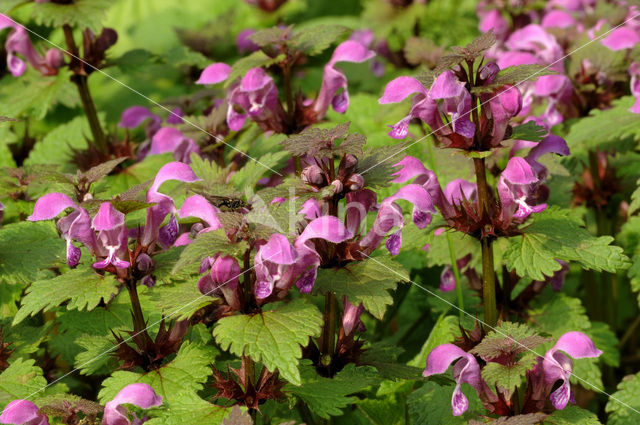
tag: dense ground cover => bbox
[0,0,639,424]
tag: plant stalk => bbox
[474,157,498,328]
[447,232,465,319]
[320,292,338,366]
[62,25,107,153]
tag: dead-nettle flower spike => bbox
[198,254,242,310]
[102,383,162,425]
[254,216,353,299]
[196,40,375,132]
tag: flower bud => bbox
[331,179,343,194]
[301,165,326,186]
[190,222,204,238]
[45,49,64,70]
[338,154,358,179]
[135,253,154,274]
[478,62,499,85]
[346,173,364,191]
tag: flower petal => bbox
[379,76,428,104]
[297,216,353,245]
[259,234,298,265]
[103,383,162,425]
[0,399,48,425]
[601,27,640,51]
[178,195,222,230]
[28,193,77,221]
[196,62,231,85]
[552,331,603,359]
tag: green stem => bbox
[320,292,338,370]
[427,140,466,318]
[63,25,107,153]
[447,232,464,319]
[474,157,498,328]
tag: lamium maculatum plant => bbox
[0,1,638,425]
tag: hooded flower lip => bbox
[141,162,201,249]
[313,40,376,117]
[342,296,365,336]
[498,157,547,221]
[176,194,223,244]
[196,62,232,85]
[102,383,162,425]
[542,332,602,410]
[28,193,97,267]
[149,127,200,163]
[92,202,130,269]
[424,344,483,416]
[0,399,49,425]
[601,27,640,51]
[119,106,162,134]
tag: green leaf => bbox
[313,256,409,320]
[150,278,214,320]
[544,405,601,424]
[481,354,537,398]
[565,96,640,153]
[31,0,111,32]
[630,178,640,216]
[359,342,423,380]
[285,361,380,419]
[409,314,460,367]
[162,46,211,68]
[0,69,74,120]
[529,294,590,336]
[0,221,64,285]
[606,372,640,425]
[291,25,349,55]
[228,151,288,194]
[111,49,159,72]
[172,229,247,275]
[225,51,285,88]
[98,342,215,403]
[356,143,406,188]
[13,267,119,325]
[146,392,233,425]
[472,65,556,94]
[470,322,550,360]
[588,322,619,367]
[213,299,322,385]
[407,381,479,425]
[25,115,95,169]
[504,207,629,281]
[281,123,364,158]
[509,121,548,142]
[0,358,47,408]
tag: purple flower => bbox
[423,344,483,416]
[497,157,547,221]
[227,67,283,131]
[236,29,259,54]
[28,193,97,267]
[379,71,475,148]
[439,255,471,292]
[542,332,602,409]
[141,162,201,249]
[255,216,353,298]
[92,202,130,269]
[149,127,200,163]
[524,134,570,179]
[0,14,62,77]
[119,106,162,137]
[601,27,640,51]
[361,184,435,255]
[342,296,365,336]
[102,383,162,425]
[0,400,48,425]
[479,84,523,147]
[198,254,242,310]
[313,40,376,117]
[175,194,223,245]
[196,63,231,85]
